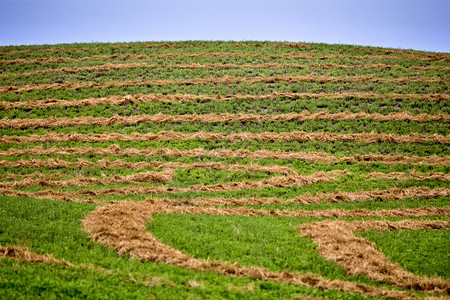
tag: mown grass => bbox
[361,229,450,279]
[93,178,449,202]
[1,41,448,299]
[0,196,369,299]
[2,65,447,86]
[1,80,448,103]
[149,213,449,286]
[2,97,448,119]
[1,139,447,157]
[1,119,448,136]
[3,56,448,78]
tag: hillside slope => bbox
[0,41,449,299]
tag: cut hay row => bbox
[3,111,448,130]
[3,183,448,207]
[4,41,448,58]
[1,75,446,95]
[298,220,450,293]
[0,170,174,188]
[0,42,312,55]
[4,170,448,202]
[1,51,446,66]
[0,245,73,267]
[1,131,447,144]
[368,171,450,181]
[3,92,448,110]
[0,158,298,175]
[2,146,447,166]
[82,199,448,298]
[0,172,342,201]
[2,62,448,79]
[3,160,447,188]
[140,202,450,219]
[2,41,448,299]
[185,186,450,206]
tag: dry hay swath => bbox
[2,62,448,79]
[0,169,174,188]
[185,186,450,206]
[367,171,450,181]
[0,171,342,202]
[3,185,448,208]
[2,111,448,130]
[0,245,73,267]
[1,51,446,66]
[298,220,450,294]
[82,200,419,299]
[139,203,450,219]
[1,145,448,166]
[1,75,446,95]
[0,131,447,144]
[0,188,104,203]
[82,199,450,298]
[0,158,297,175]
[2,92,448,110]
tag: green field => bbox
[0,41,449,299]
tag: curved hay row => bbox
[1,51,446,66]
[1,145,448,166]
[1,75,446,95]
[1,131,447,144]
[82,200,450,298]
[2,62,448,79]
[0,158,297,175]
[298,220,450,293]
[2,111,448,130]
[2,93,448,110]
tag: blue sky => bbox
[1,0,449,52]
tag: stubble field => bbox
[0,41,449,299]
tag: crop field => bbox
[0,41,449,299]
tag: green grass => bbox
[361,229,450,279]
[2,97,448,118]
[0,196,369,299]
[1,139,448,157]
[1,119,448,137]
[2,65,446,86]
[0,40,448,299]
[1,80,448,102]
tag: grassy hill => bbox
[0,41,448,299]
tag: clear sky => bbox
[0,0,449,52]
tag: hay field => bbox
[0,41,449,299]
